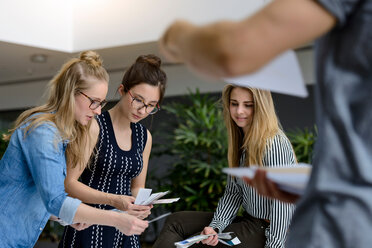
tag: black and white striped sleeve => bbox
[209,174,243,231]
[263,133,296,248]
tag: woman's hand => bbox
[70,223,92,231]
[200,226,219,246]
[126,204,153,220]
[111,194,152,219]
[116,213,148,236]
[111,195,136,211]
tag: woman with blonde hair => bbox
[59,54,167,248]
[153,84,296,248]
[0,51,148,247]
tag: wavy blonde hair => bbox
[3,51,109,169]
[222,84,280,167]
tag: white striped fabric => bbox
[210,131,296,248]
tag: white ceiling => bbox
[0,41,162,86]
[0,0,267,88]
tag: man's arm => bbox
[159,0,336,78]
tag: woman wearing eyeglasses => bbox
[0,51,148,247]
[59,54,167,248]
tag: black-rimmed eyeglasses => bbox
[128,91,160,115]
[79,91,107,110]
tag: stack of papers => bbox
[223,163,312,195]
[175,232,241,247]
[134,188,180,205]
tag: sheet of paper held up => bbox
[134,188,180,205]
[224,50,308,98]
[223,163,312,195]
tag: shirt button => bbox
[40,228,43,231]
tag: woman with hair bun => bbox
[60,54,167,248]
[0,51,148,247]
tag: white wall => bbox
[0,49,314,111]
[1,0,266,52]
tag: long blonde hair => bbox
[222,84,280,167]
[3,51,109,169]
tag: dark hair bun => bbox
[136,54,161,68]
[80,50,103,67]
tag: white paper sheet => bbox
[134,188,152,205]
[223,163,312,195]
[153,198,180,204]
[148,212,172,224]
[134,188,179,205]
[224,50,308,98]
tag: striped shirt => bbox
[210,131,296,248]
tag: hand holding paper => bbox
[223,163,312,203]
[175,232,241,247]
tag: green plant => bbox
[287,126,317,164]
[154,89,228,212]
[38,221,65,243]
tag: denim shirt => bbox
[0,118,81,247]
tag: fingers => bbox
[200,227,219,245]
[159,23,182,62]
[127,204,152,219]
[130,204,152,211]
[159,20,195,63]
[70,223,91,231]
[128,209,151,219]
[246,169,300,203]
[254,170,271,195]
[127,218,149,236]
[266,180,300,203]
[201,235,219,246]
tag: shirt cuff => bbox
[209,220,228,233]
[58,196,81,225]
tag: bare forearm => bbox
[65,180,115,206]
[160,0,336,78]
[73,203,149,236]
[73,203,119,226]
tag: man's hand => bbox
[243,169,300,203]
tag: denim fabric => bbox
[287,1,372,248]
[0,118,81,247]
